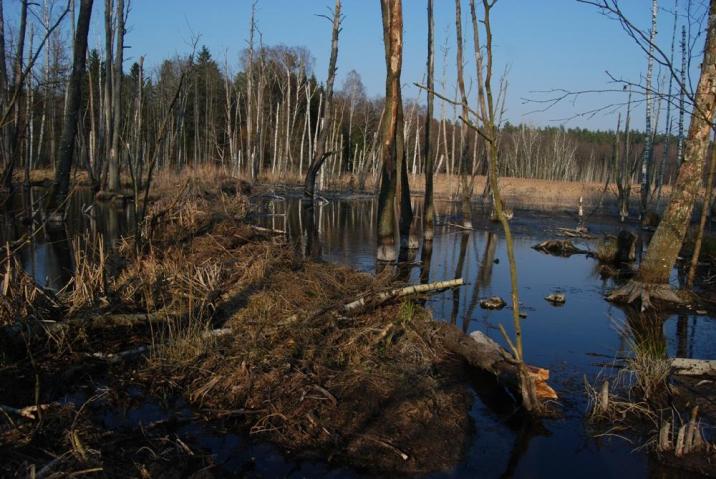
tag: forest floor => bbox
[0,170,479,477]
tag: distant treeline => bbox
[5,40,682,187]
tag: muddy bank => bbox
[1,173,478,476]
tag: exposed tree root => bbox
[607,280,684,311]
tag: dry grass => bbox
[110,174,474,474]
[4,167,474,475]
[60,235,108,315]
[0,253,62,328]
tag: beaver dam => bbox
[0,171,715,478]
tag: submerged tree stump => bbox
[532,240,588,257]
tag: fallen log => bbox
[671,358,716,377]
[342,278,464,314]
[441,327,557,401]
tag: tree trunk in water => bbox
[376,0,403,262]
[46,0,94,210]
[100,0,114,188]
[396,93,415,252]
[455,0,473,229]
[303,0,341,201]
[108,0,124,192]
[1,0,27,188]
[612,1,716,306]
[422,0,435,243]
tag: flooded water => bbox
[3,188,715,478]
[258,195,715,479]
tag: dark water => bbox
[2,187,132,290]
[3,188,715,478]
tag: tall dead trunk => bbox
[657,2,679,201]
[422,0,435,242]
[639,0,658,219]
[46,0,94,209]
[303,0,342,201]
[107,0,124,192]
[1,0,28,188]
[376,0,403,262]
[102,0,113,188]
[612,0,716,306]
[455,0,473,229]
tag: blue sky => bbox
[7,0,704,130]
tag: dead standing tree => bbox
[422,0,435,243]
[303,0,342,202]
[639,0,658,220]
[376,0,404,262]
[611,0,716,308]
[107,0,125,193]
[455,0,474,229]
[46,0,94,210]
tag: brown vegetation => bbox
[0,172,480,476]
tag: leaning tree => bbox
[610,0,716,308]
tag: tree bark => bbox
[376,0,403,262]
[46,0,94,209]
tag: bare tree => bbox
[107,0,125,193]
[422,0,435,242]
[455,0,473,229]
[303,0,342,201]
[47,0,94,209]
[639,0,658,219]
[376,0,403,262]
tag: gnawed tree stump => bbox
[441,327,557,404]
[479,296,506,310]
[545,293,566,305]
